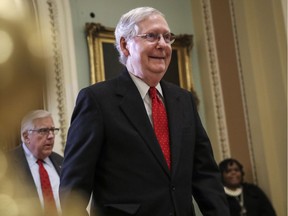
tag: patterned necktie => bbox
[37,159,58,216]
[149,87,171,169]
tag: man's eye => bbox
[146,33,156,40]
[164,34,170,40]
[39,128,49,133]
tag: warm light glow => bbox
[0,194,18,216]
[0,0,27,21]
[27,31,51,58]
[0,151,7,179]
[0,30,13,64]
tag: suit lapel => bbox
[161,81,184,176]
[14,146,38,186]
[11,146,41,204]
[49,153,62,175]
[117,71,171,175]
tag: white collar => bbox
[22,143,37,162]
[128,72,163,98]
[224,186,242,197]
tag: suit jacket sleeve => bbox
[187,92,230,216]
[59,87,103,216]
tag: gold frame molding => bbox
[85,23,194,90]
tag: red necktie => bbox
[149,87,171,169]
[37,159,58,216]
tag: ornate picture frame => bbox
[85,23,194,91]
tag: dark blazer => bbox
[226,183,276,216]
[6,144,63,215]
[60,69,229,216]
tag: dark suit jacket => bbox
[60,69,229,216]
[6,144,63,215]
[227,183,276,216]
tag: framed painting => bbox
[85,23,194,91]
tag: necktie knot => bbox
[149,87,157,100]
[37,159,44,165]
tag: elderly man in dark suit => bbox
[60,7,229,216]
[6,109,63,216]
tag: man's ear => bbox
[23,131,30,143]
[120,37,130,57]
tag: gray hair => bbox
[20,109,52,142]
[114,7,165,65]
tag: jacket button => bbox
[171,185,176,191]
[169,213,174,216]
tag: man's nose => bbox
[156,35,167,47]
[47,130,56,137]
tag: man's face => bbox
[23,116,55,159]
[125,14,172,85]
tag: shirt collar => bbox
[22,143,37,162]
[128,72,163,98]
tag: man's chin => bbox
[150,68,167,76]
[43,148,53,155]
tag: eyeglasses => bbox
[135,32,176,44]
[28,127,60,135]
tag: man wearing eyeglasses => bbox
[6,109,63,216]
[60,7,229,216]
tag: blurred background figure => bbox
[5,110,63,216]
[219,158,276,216]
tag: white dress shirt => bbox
[129,72,165,126]
[22,143,61,212]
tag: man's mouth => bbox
[150,56,165,60]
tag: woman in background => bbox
[219,158,276,216]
